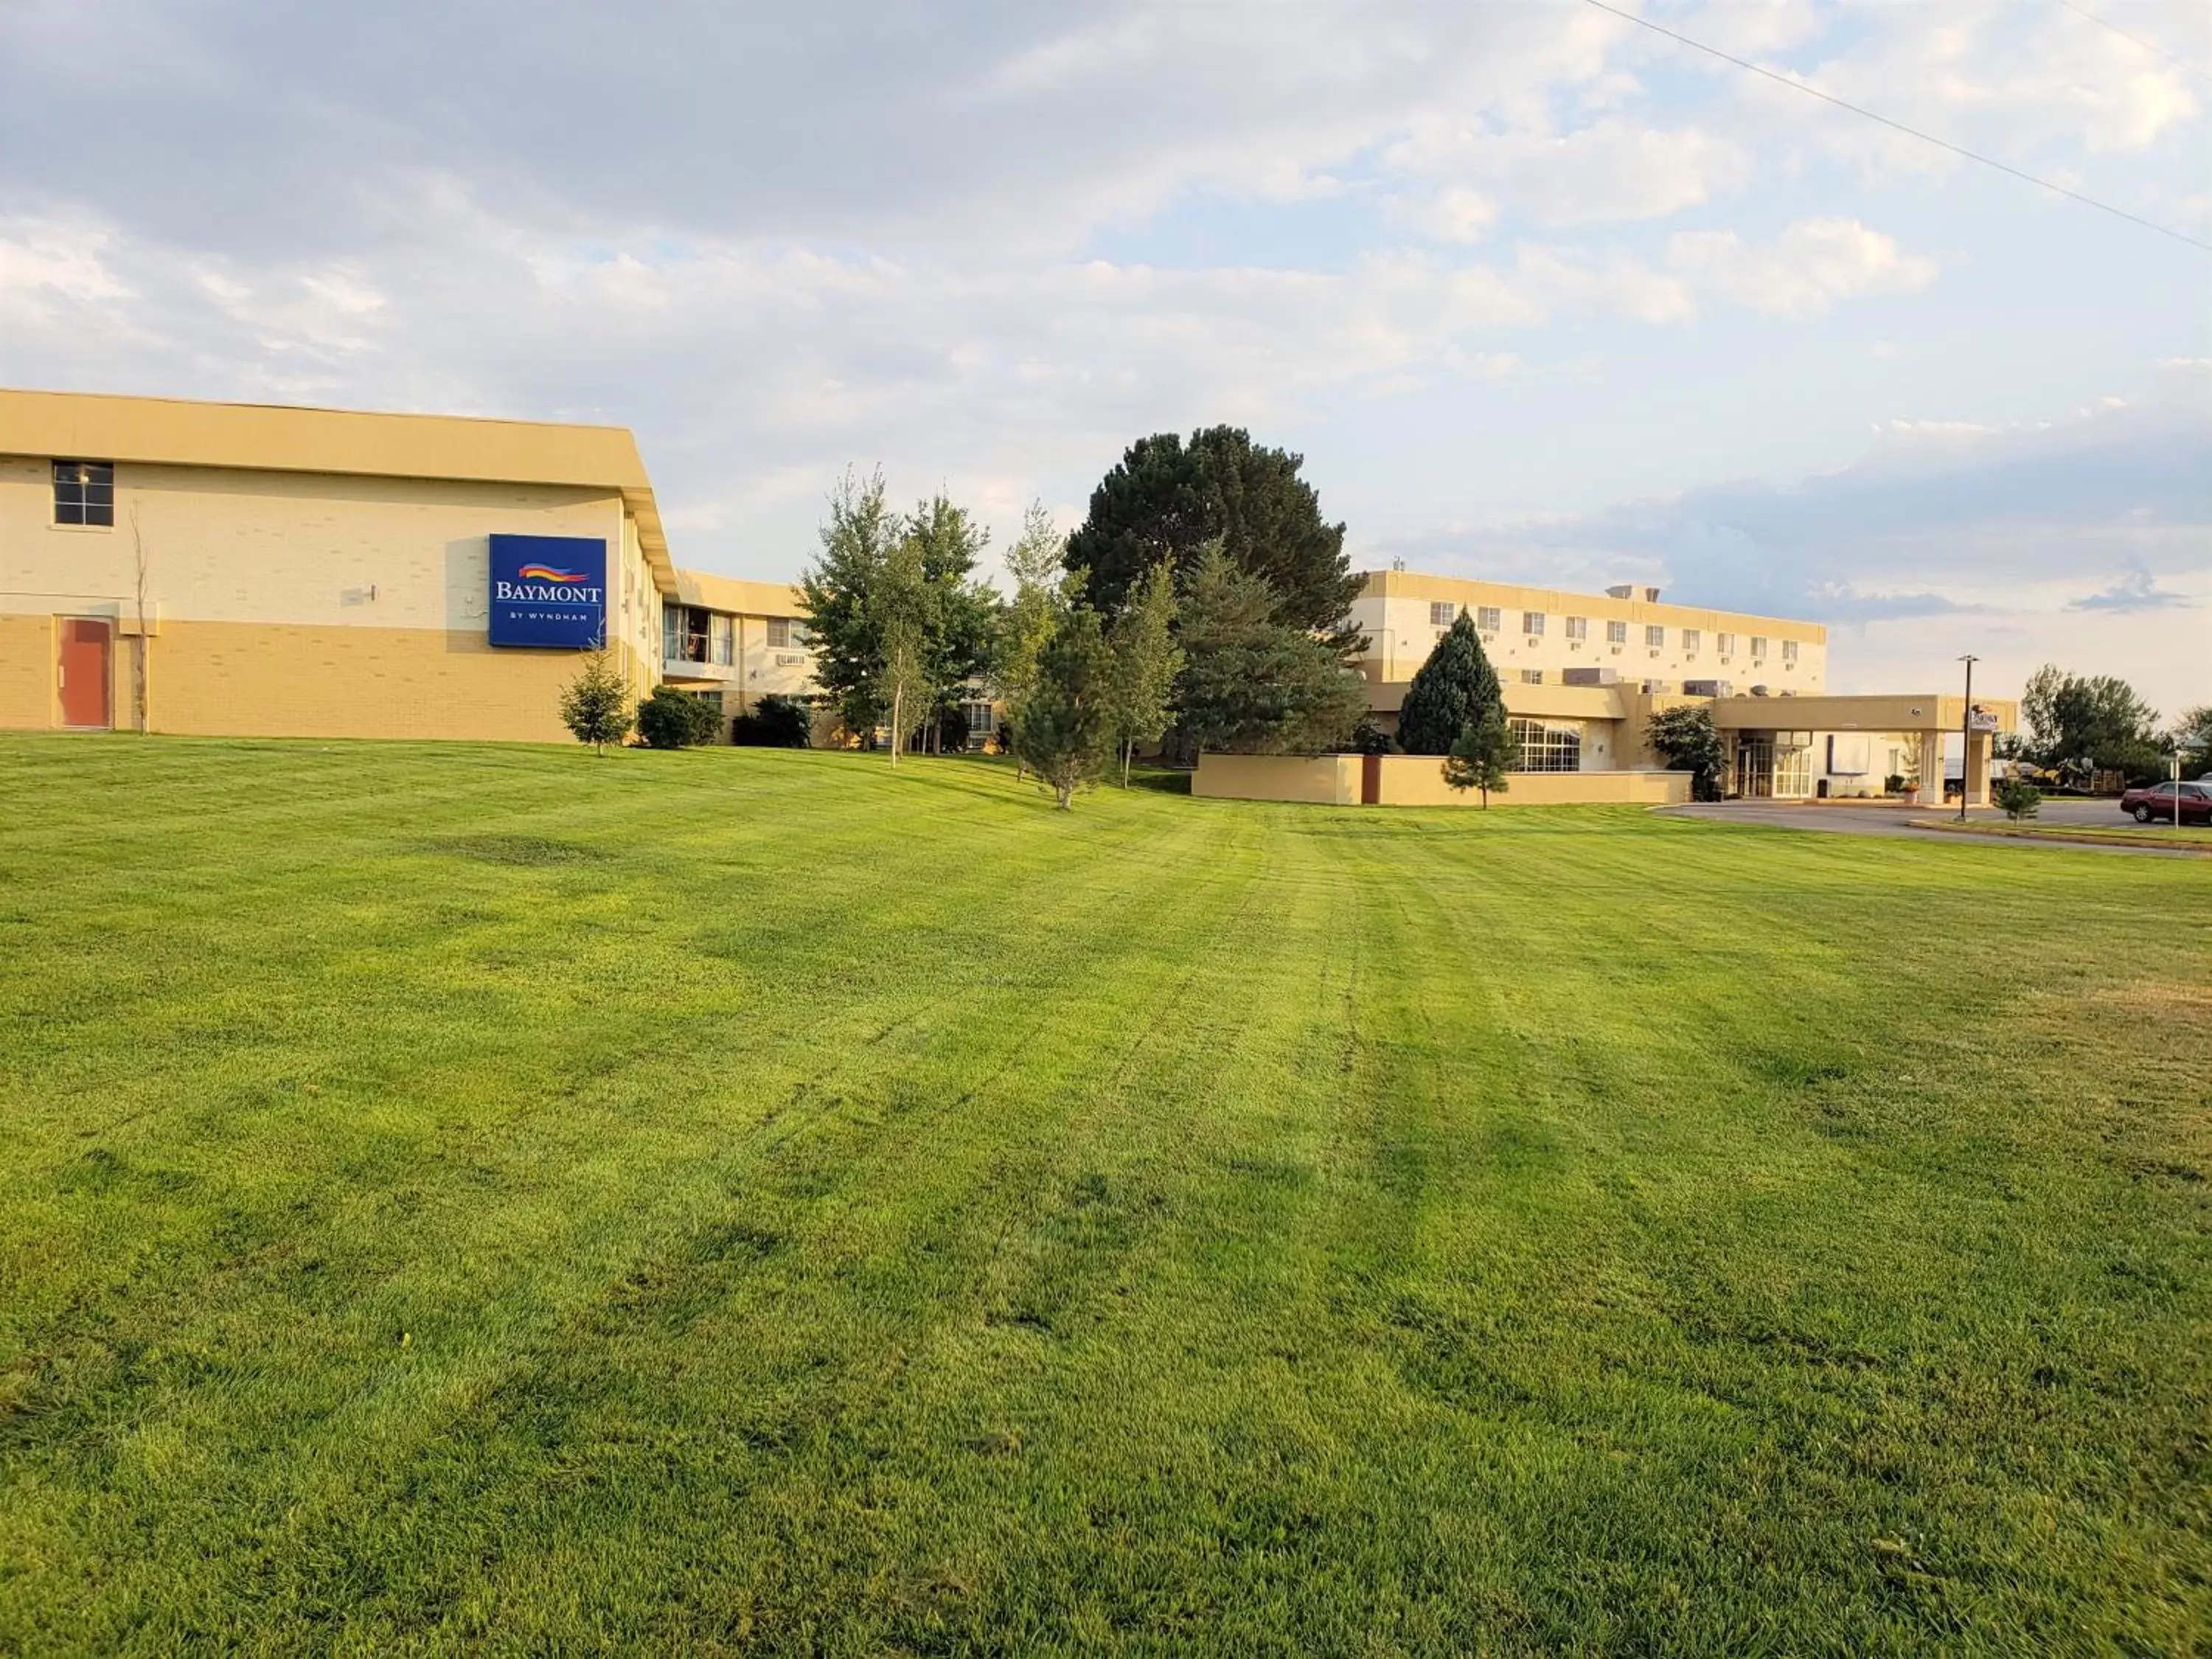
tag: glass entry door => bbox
[1735,738,1773,799]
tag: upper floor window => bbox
[1475,605,1501,632]
[53,460,114,527]
[1606,619,1628,644]
[1645,625,1666,648]
[1522,611,1545,636]
[767,616,795,648]
[1682,629,1700,653]
[1565,616,1587,641]
[1520,668,1543,684]
[1429,601,1455,627]
[1717,632,1735,655]
[1750,635,1769,658]
[712,613,734,666]
[1782,639,1799,663]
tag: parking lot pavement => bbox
[1656,799,2205,857]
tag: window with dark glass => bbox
[53,460,114,526]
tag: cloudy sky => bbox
[2,0,2206,710]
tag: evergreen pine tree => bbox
[1014,609,1112,809]
[1397,611,1502,755]
[558,642,633,754]
[1443,705,1517,809]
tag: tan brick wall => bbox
[0,614,650,742]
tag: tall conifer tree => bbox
[1397,611,1503,756]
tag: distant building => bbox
[1349,569,2011,805]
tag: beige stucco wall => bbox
[1371,759,1691,807]
[1192,752,1361,804]
[0,455,661,738]
[1191,752,1692,808]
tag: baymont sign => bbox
[487,534,609,649]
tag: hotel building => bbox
[3,388,2003,801]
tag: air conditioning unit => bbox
[1641,678,1674,694]
[1609,646,1622,655]
[1605,584,1634,599]
[1562,667,1618,686]
[1681,678,1731,697]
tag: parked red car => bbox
[2120,782,2212,824]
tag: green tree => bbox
[1993,776,2042,822]
[1014,608,1113,810]
[994,501,1082,782]
[799,467,902,737]
[557,643,633,754]
[1396,611,1502,757]
[1175,541,1364,756]
[2021,664,2164,778]
[1065,426,1366,654]
[1646,704,1728,801]
[2166,705,2212,773]
[1105,560,1182,785]
[1443,706,1517,809]
[902,493,998,754]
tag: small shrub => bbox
[1883,773,1907,796]
[1349,715,1398,756]
[731,694,813,748]
[636,686,720,750]
[559,646,634,754]
[1994,776,2042,822]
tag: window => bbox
[53,460,114,527]
[663,605,712,662]
[711,613,734,666]
[1716,631,1735,655]
[1682,629,1700,653]
[1509,717,1582,773]
[1645,625,1665,648]
[1565,616,1587,641]
[1429,601,1456,627]
[1607,619,1628,644]
[1522,611,1545,636]
[1475,605,1501,632]
[1782,639,1799,663]
[766,616,793,648]
[1520,668,1543,685]
[963,699,995,743]
[1750,635,1769,658]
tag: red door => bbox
[57,619,112,728]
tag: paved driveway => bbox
[1657,799,2205,858]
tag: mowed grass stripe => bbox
[1,734,2206,1655]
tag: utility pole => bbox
[1958,654,1978,821]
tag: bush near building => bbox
[636,686,722,750]
[731,693,813,748]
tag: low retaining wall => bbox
[1191,752,1361,805]
[1192,752,1693,808]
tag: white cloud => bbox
[1666,218,1938,316]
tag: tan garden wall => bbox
[1192,751,1692,808]
[1192,752,1360,804]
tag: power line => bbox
[2052,0,2205,77]
[1578,0,2211,254]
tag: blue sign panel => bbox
[487,534,608,649]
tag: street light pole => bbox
[1958,654,1978,822]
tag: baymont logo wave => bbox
[517,563,588,583]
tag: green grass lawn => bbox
[3,735,2207,1655]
